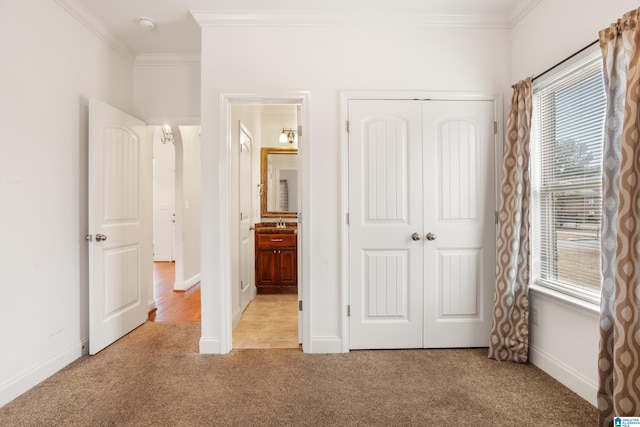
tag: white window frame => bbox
[530,45,604,307]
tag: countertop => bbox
[253,223,297,234]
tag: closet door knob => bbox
[411,233,422,241]
[426,233,436,241]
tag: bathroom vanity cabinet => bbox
[255,232,297,294]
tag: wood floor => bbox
[149,261,298,349]
[148,262,201,322]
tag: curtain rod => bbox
[532,39,599,82]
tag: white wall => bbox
[510,0,637,405]
[133,62,200,125]
[153,128,176,262]
[178,126,202,290]
[198,21,510,353]
[0,0,134,406]
[261,109,298,150]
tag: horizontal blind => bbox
[531,54,605,300]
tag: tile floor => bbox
[232,293,299,349]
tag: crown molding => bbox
[135,54,201,67]
[55,0,136,64]
[190,10,518,29]
[507,0,541,27]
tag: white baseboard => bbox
[232,309,243,328]
[184,273,201,290]
[199,337,228,354]
[175,273,201,292]
[530,345,597,406]
[0,342,83,408]
[308,337,344,353]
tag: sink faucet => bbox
[278,218,284,228]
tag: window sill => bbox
[529,283,600,318]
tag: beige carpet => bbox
[0,322,597,426]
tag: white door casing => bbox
[88,99,151,355]
[296,104,303,344]
[348,98,496,349]
[348,100,424,349]
[239,122,255,310]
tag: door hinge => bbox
[346,213,349,225]
[298,300,303,311]
[495,211,499,224]
[346,120,350,133]
[347,305,351,317]
[297,125,302,137]
[493,121,498,134]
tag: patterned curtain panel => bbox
[598,8,640,426]
[488,78,532,363]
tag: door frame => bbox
[205,91,310,354]
[339,91,504,352]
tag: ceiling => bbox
[68,0,540,58]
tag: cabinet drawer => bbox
[257,234,297,248]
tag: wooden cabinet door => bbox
[256,249,277,286]
[277,248,297,285]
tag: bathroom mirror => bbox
[261,147,298,218]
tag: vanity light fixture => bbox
[279,128,297,144]
[160,124,174,144]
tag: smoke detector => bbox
[137,16,156,31]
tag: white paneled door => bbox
[348,99,495,349]
[88,99,151,355]
[239,122,254,311]
[422,101,495,347]
[348,100,425,349]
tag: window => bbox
[531,49,606,304]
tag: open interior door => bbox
[239,122,255,310]
[88,98,151,355]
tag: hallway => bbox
[150,262,298,348]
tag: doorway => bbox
[229,102,303,349]
[347,98,497,349]
[199,92,309,354]
[151,125,202,321]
